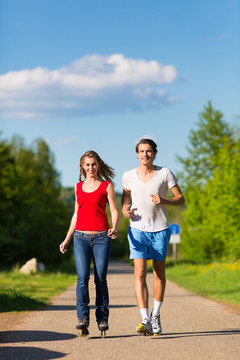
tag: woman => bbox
[60,150,119,337]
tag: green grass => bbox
[0,267,76,313]
[161,259,240,307]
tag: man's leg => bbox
[134,258,148,309]
[151,259,166,335]
[134,258,153,335]
[152,260,166,302]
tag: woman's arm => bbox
[59,185,79,254]
[106,183,119,239]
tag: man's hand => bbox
[150,194,162,204]
[122,204,134,218]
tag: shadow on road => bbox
[84,329,240,340]
[165,293,197,297]
[107,268,134,274]
[107,262,134,274]
[0,346,66,360]
[89,334,139,339]
[39,304,137,312]
[151,329,240,340]
[109,304,137,308]
[0,330,77,343]
[40,305,76,311]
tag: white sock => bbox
[152,299,163,316]
[140,308,150,323]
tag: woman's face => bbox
[82,157,99,179]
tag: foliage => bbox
[178,102,240,261]
[202,139,240,258]
[177,101,234,188]
[60,187,75,215]
[108,192,130,259]
[0,134,71,267]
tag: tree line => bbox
[0,134,71,267]
[178,102,240,261]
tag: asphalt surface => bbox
[1,262,240,360]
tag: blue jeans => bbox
[73,230,111,323]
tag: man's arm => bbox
[122,187,134,218]
[151,184,185,206]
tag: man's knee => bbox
[135,266,147,282]
[153,263,166,281]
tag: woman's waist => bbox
[74,230,108,238]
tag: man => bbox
[122,139,185,335]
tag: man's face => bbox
[137,143,155,165]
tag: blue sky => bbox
[1,0,239,191]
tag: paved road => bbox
[1,262,240,360]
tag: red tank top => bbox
[75,181,110,231]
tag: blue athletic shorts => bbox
[128,227,171,261]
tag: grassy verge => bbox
[147,259,240,308]
[0,267,76,313]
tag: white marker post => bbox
[169,224,181,260]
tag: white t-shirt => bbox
[122,166,177,232]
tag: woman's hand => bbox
[59,239,70,254]
[107,228,118,239]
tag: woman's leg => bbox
[92,233,111,323]
[74,234,92,320]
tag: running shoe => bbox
[150,312,162,335]
[136,319,153,336]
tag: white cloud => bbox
[210,33,230,42]
[0,54,179,118]
[134,135,157,145]
[46,136,76,148]
[55,136,76,147]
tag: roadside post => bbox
[169,223,181,260]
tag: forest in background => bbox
[178,102,240,261]
[0,135,70,267]
[1,102,239,268]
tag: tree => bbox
[177,101,234,188]
[0,135,25,264]
[203,138,240,258]
[0,135,71,267]
[178,103,239,261]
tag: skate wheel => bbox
[101,330,106,338]
[79,328,88,337]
